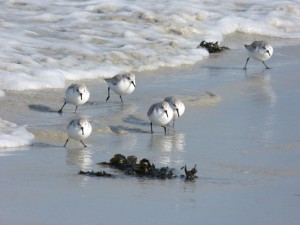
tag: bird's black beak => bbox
[164,110,168,117]
[176,108,180,117]
[131,81,136,87]
[80,93,83,100]
[81,127,84,135]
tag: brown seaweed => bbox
[197,41,229,53]
[79,154,197,181]
[98,154,177,179]
[181,165,198,181]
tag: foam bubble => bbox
[0,90,5,97]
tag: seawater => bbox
[0,0,300,146]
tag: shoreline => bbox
[1,34,300,225]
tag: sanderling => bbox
[147,101,174,134]
[243,41,273,70]
[58,83,90,113]
[164,96,185,126]
[64,118,92,148]
[105,73,136,102]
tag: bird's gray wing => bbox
[105,74,122,85]
[147,104,157,117]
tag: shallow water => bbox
[1,39,300,224]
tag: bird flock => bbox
[60,41,273,148]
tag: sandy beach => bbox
[1,35,300,225]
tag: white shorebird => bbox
[58,83,90,113]
[105,73,136,102]
[164,96,185,126]
[147,101,174,134]
[64,118,92,148]
[243,41,273,70]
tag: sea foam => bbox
[0,0,299,91]
[0,118,35,148]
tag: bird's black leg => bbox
[119,95,123,102]
[58,102,67,113]
[162,126,167,135]
[106,87,110,102]
[172,119,175,127]
[80,140,87,148]
[263,61,271,69]
[243,57,250,70]
[150,122,153,133]
[64,138,69,147]
[74,105,78,113]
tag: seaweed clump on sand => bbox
[99,154,177,179]
[79,154,198,181]
[197,41,229,53]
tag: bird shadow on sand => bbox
[28,104,59,113]
[32,142,63,148]
[123,115,149,127]
[104,115,151,134]
[108,125,149,134]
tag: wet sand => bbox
[1,35,300,225]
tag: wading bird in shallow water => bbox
[164,96,185,127]
[105,73,136,102]
[64,118,92,148]
[58,83,90,113]
[243,41,273,70]
[147,101,173,134]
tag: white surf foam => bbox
[0,0,299,91]
[0,118,35,148]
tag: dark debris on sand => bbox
[78,170,114,178]
[78,154,198,181]
[197,41,229,53]
[180,165,198,180]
